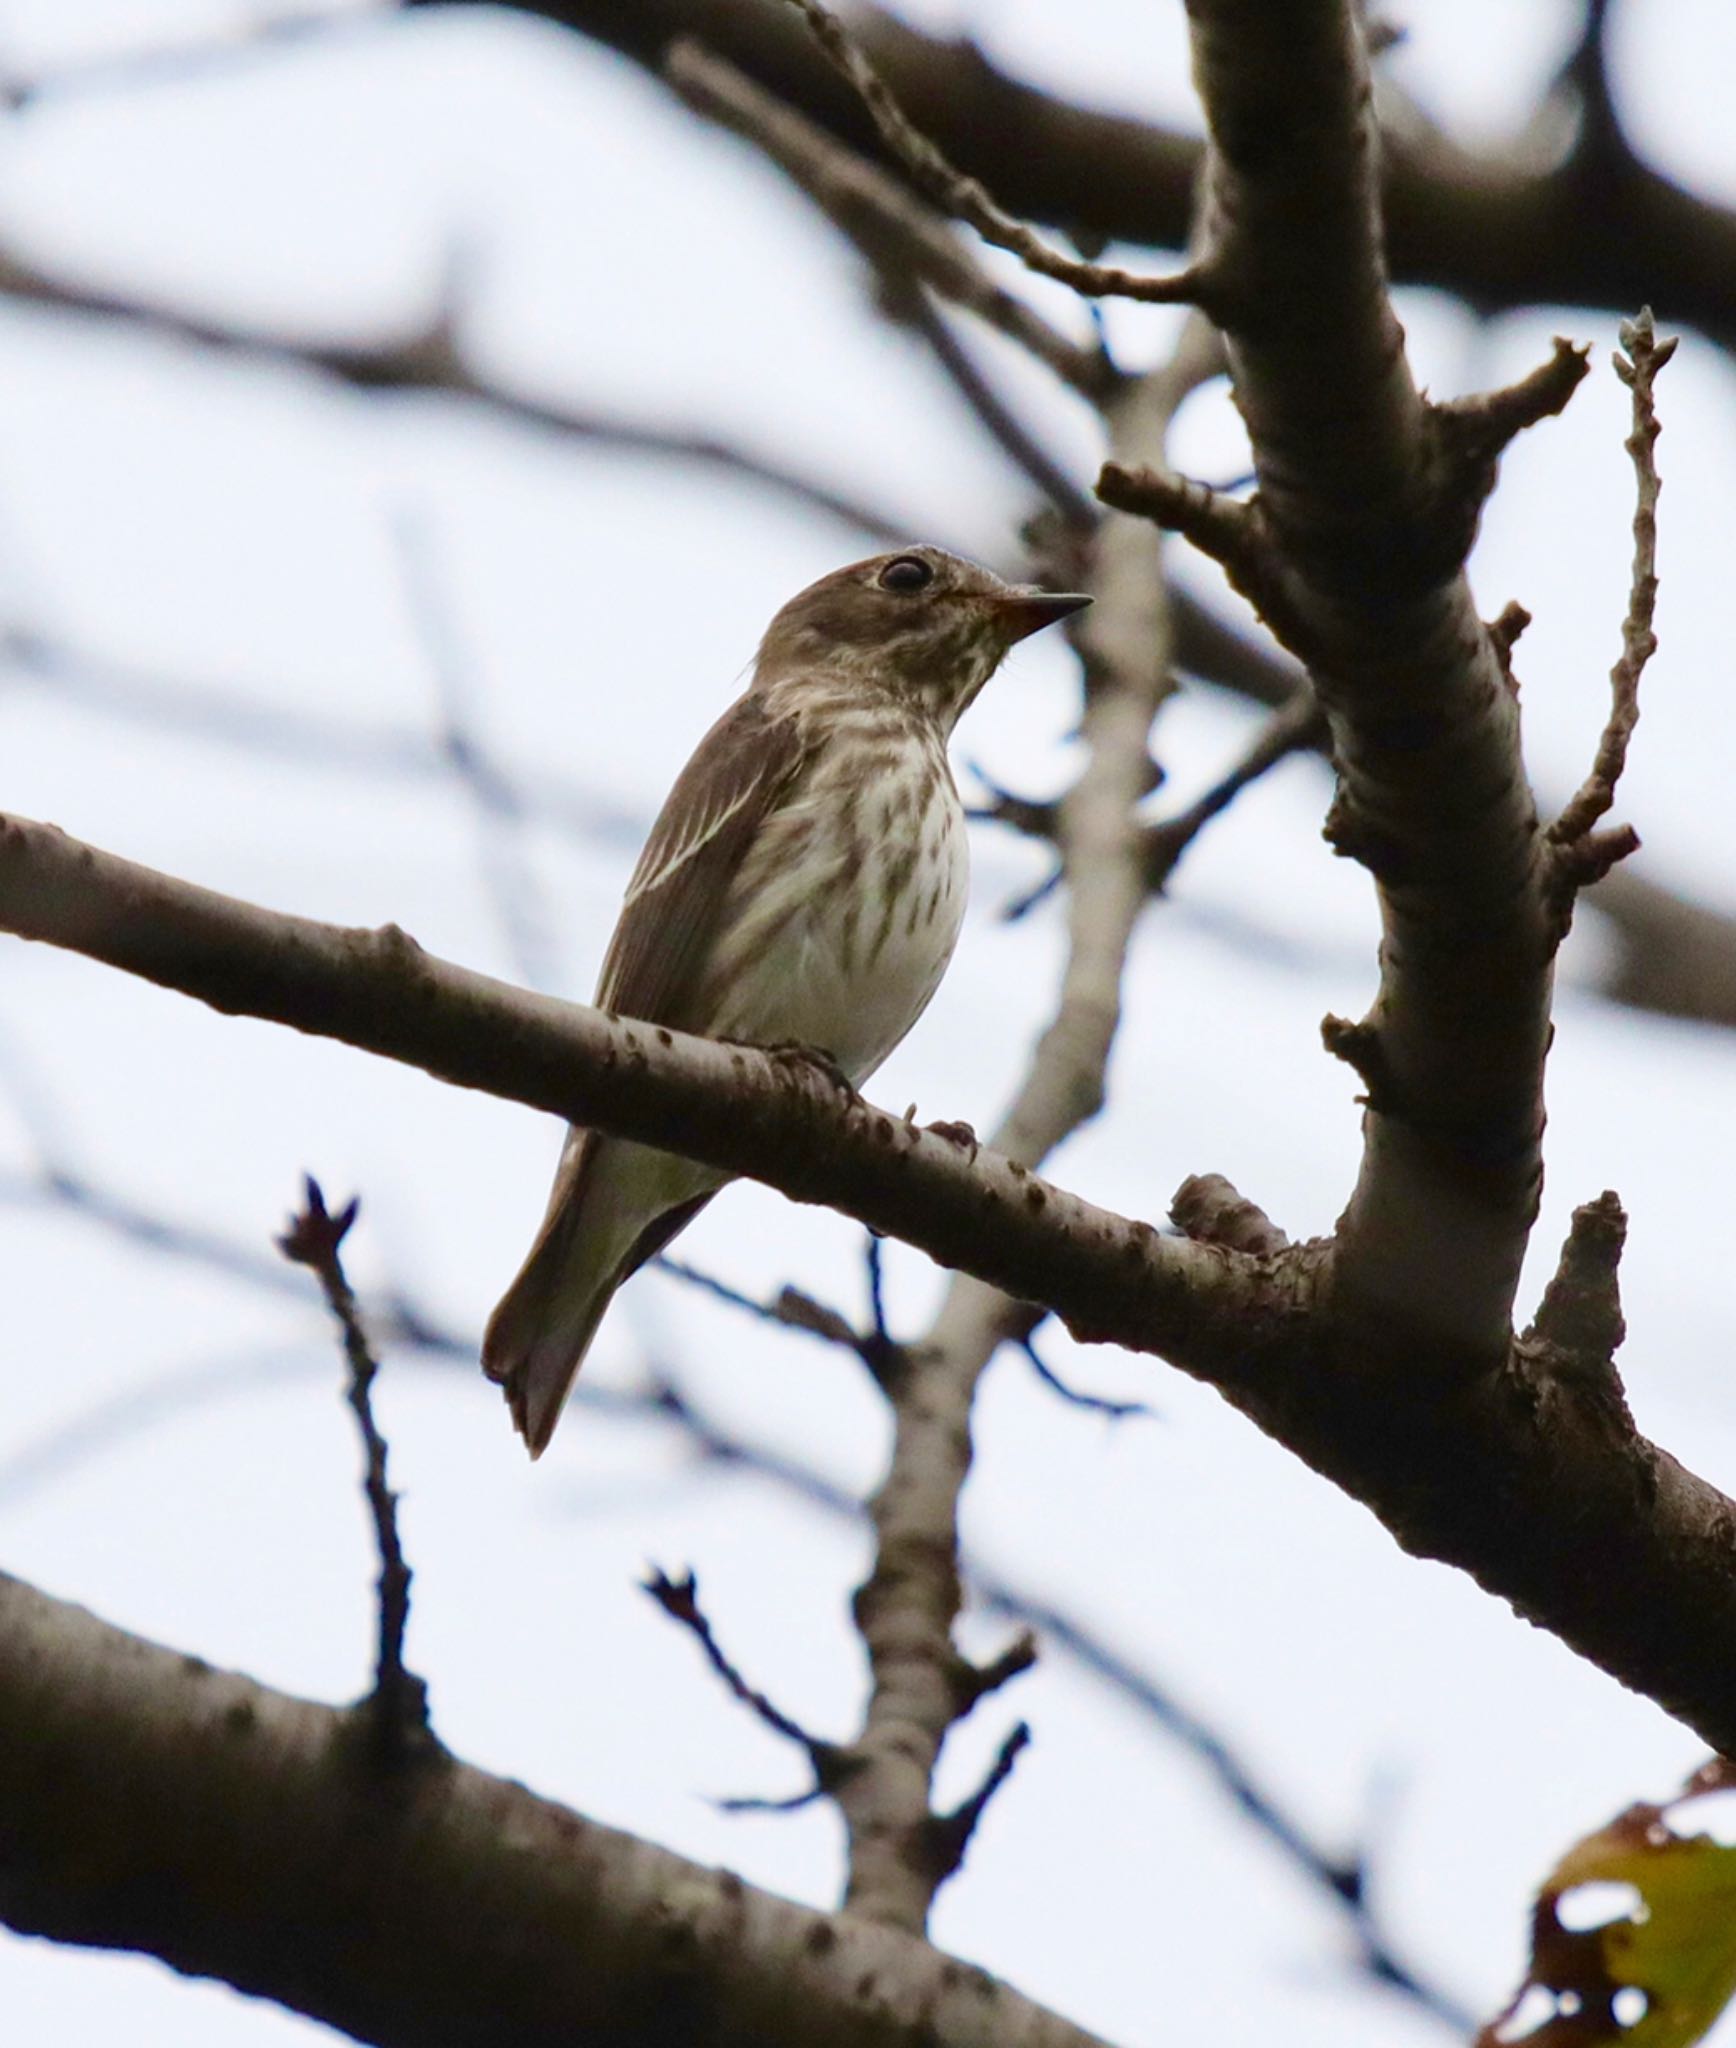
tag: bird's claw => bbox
[764,1040,857,1103]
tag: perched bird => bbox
[483,545,1089,1455]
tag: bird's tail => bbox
[481,1199,618,1460]
[484,1135,724,1457]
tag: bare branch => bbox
[1429,338,1591,475]
[1094,463,1263,575]
[642,1567,845,1800]
[1144,689,1326,892]
[0,805,1278,1371]
[0,1569,1124,2048]
[774,0,1207,308]
[889,286,1100,530]
[921,1722,1032,1889]
[638,1380,1474,2033]
[1550,310,1676,867]
[833,319,1213,1933]
[665,40,1114,402]
[486,0,1736,369]
[278,1179,434,1766]
[1017,1331,1151,1422]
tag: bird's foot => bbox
[762,1039,858,1104]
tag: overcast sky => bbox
[2,3,1736,2045]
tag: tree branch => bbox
[0,1569,1121,2048]
[666,40,1114,402]
[0,805,1277,1366]
[831,317,1215,1934]
[1549,310,1675,881]
[773,0,1205,307]
[278,1178,436,1766]
[468,0,1736,355]
[1111,0,1568,1375]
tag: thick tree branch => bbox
[13,814,1736,1752]
[462,0,1736,354]
[833,321,1216,1934]
[0,1570,1120,2048]
[0,806,1280,1366]
[1111,0,1569,1376]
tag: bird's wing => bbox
[483,690,813,1451]
[596,687,813,1029]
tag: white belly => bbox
[705,741,968,1083]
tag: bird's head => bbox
[753,545,1090,729]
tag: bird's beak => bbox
[993,588,1093,643]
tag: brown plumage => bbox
[482,546,1089,1456]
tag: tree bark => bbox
[0,1571,1116,2048]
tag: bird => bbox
[482,544,1090,1456]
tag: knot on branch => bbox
[1321,786,1404,879]
[1320,1014,1398,1113]
[1170,1173,1290,1255]
[1520,1192,1630,1405]
[1488,600,1532,694]
[366,921,428,976]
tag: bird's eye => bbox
[878,555,934,593]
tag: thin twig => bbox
[778,0,1207,308]
[393,509,564,993]
[278,1178,434,1765]
[922,1721,1032,1884]
[641,1566,848,1807]
[864,1234,891,1348]
[0,231,935,544]
[1145,689,1328,890]
[1551,309,1676,860]
[1017,1333,1151,1422]
[889,285,1100,529]
[655,1253,898,1383]
[665,41,1114,402]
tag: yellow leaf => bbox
[1481,1759,1736,2048]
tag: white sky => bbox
[1,3,1735,2046]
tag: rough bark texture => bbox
[1176,0,1560,1373]
[5,3,1735,2040]
[10,808,1736,1758]
[836,321,1217,1934]
[0,1572,1115,2048]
